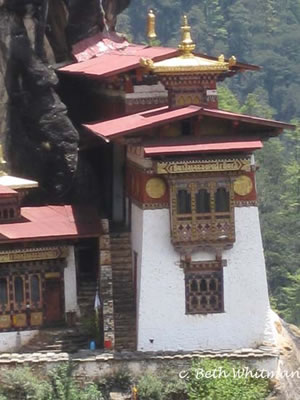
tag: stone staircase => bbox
[21,327,92,353]
[110,232,136,351]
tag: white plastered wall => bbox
[0,331,38,352]
[64,246,79,315]
[131,204,275,352]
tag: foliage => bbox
[186,359,270,400]
[97,368,132,399]
[0,367,51,400]
[0,364,104,400]
[137,373,165,400]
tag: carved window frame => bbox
[170,177,235,247]
[184,260,225,314]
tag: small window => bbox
[9,209,14,218]
[3,210,8,219]
[185,269,223,314]
[215,187,230,212]
[14,277,24,306]
[0,279,8,306]
[177,189,191,214]
[30,275,41,304]
[196,189,210,213]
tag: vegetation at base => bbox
[118,1,300,326]
[0,360,273,399]
[187,359,270,400]
[0,364,103,400]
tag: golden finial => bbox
[147,9,157,44]
[178,15,195,57]
[0,144,7,177]
[218,54,225,63]
[229,55,237,67]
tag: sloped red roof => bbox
[83,106,294,141]
[0,185,18,196]
[59,44,179,78]
[144,139,263,156]
[0,205,100,243]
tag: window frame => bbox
[170,177,235,247]
[184,260,225,315]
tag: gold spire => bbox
[147,9,157,43]
[140,15,237,75]
[0,144,7,177]
[178,15,195,57]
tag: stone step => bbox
[110,248,132,256]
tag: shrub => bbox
[137,373,165,400]
[48,363,104,400]
[186,359,271,400]
[0,366,51,400]
[0,364,104,400]
[96,368,132,399]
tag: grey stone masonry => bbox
[99,219,115,350]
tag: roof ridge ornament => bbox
[147,9,157,44]
[178,15,196,57]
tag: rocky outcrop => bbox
[0,0,131,201]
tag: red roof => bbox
[0,185,18,196]
[144,139,263,156]
[0,205,100,243]
[59,44,179,78]
[72,32,130,62]
[83,106,294,141]
[84,106,200,141]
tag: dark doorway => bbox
[76,238,98,281]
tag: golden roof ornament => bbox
[147,9,157,43]
[178,15,195,57]
[140,15,237,75]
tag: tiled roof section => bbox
[83,105,200,140]
[0,205,100,243]
[59,45,179,78]
[0,185,18,195]
[83,106,295,142]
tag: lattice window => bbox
[170,178,235,248]
[184,261,224,314]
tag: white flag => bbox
[94,290,101,310]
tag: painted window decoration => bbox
[185,267,224,314]
[170,178,235,247]
[14,276,25,309]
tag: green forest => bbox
[118,0,300,325]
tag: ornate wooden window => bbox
[177,188,192,214]
[30,274,42,308]
[0,278,8,312]
[184,260,224,314]
[170,178,235,248]
[14,276,25,310]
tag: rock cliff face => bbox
[0,0,130,202]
